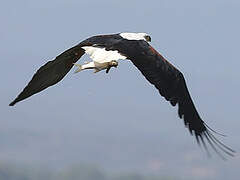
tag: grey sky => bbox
[1,0,240,179]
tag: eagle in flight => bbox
[9,32,235,158]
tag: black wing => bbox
[9,34,123,106]
[9,45,85,106]
[125,41,235,159]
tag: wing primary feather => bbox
[204,123,227,137]
[206,130,235,155]
[194,132,200,145]
[203,132,227,160]
[200,135,211,157]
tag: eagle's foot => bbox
[106,60,118,73]
[73,63,82,73]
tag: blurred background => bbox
[1,0,240,179]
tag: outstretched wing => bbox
[9,45,85,106]
[125,41,235,158]
[9,33,124,106]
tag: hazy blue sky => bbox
[1,0,240,179]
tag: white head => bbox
[119,32,151,42]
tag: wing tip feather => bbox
[193,123,235,160]
[9,101,16,106]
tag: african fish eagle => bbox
[9,32,235,158]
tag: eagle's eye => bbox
[144,35,151,42]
